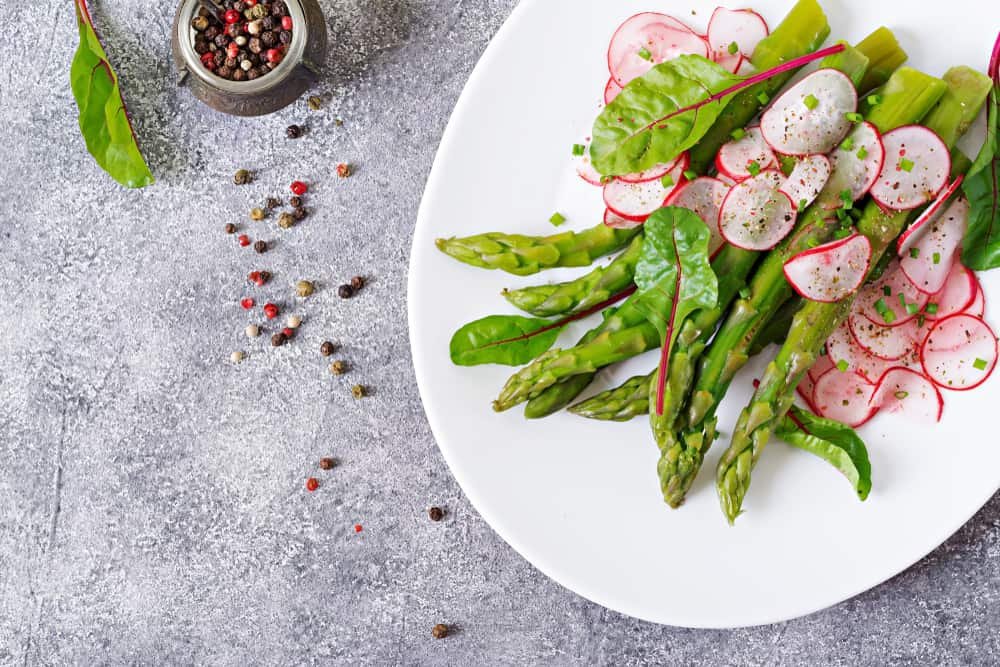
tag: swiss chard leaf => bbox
[962,32,1000,270]
[71,0,153,189]
[591,55,741,177]
[450,315,563,366]
[633,207,718,413]
[776,405,872,500]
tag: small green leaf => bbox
[962,64,1000,269]
[683,170,697,181]
[757,92,770,105]
[549,212,567,227]
[776,405,872,500]
[932,251,941,264]
[909,247,920,259]
[449,315,563,366]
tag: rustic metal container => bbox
[170,0,328,116]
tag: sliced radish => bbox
[736,58,756,76]
[779,154,832,211]
[716,172,738,187]
[899,197,969,294]
[759,69,857,156]
[965,282,986,318]
[607,13,709,86]
[576,138,603,186]
[715,126,777,181]
[925,263,977,322]
[870,125,950,211]
[706,7,768,60]
[809,353,836,383]
[718,169,797,250]
[826,319,894,382]
[857,260,929,327]
[604,178,671,222]
[921,314,999,390]
[869,367,944,423]
[603,208,643,230]
[604,77,623,105]
[896,177,965,257]
[665,176,729,257]
[715,52,745,74]
[783,233,871,303]
[796,380,819,412]
[619,152,685,184]
[822,122,885,202]
[812,367,878,427]
[848,311,922,362]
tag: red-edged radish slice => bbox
[869,367,944,423]
[759,69,857,156]
[604,77,623,105]
[848,311,922,362]
[870,125,950,211]
[925,263,977,322]
[783,233,871,303]
[715,126,777,181]
[856,260,929,327]
[715,52,745,74]
[965,282,986,318]
[822,122,885,202]
[619,153,685,184]
[779,154,832,210]
[796,380,819,412]
[809,353,836,383]
[899,196,969,294]
[603,208,643,230]
[896,177,964,257]
[706,7,768,59]
[921,314,999,390]
[665,176,729,257]
[736,59,755,76]
[718,169,797,250]
[826,320,894,382]
[716,172,738,187]
[812,367,878,427]
[607,13,709,86]
[576,139,604,186]
[603,177,672,222]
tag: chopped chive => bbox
[839,189,853,207]
[746,160,761,177]
[909,247,920,259]
[806,237,820,249]
[572,143,586,156]
[867,94,882,106]
[894,390,909,400]
[932,252,941,265]
[739,286,751,299]
[834,227,852,240]
[798,198,807,210]
[661,173,674,188]
[730,127,747,141]
[835,208,848,221]
[840,137,855,151]
[803,94,819,110]
[917,314,926,328]
[882,285,892,297]
[898,157,915,172]
[874,298,889,313]
[728,41,739,55]
[549,212,566,226]
[925,302,939,314]
[837,359,849,372]
[974,358,989,371]
[856,146,868,160]
[757,92,770,105]
[883,310,897,324]
[898,292,907,308]
[683,170,697,181]
[845,112,863,123]
[637,46,652,61]
[905,303,919,316]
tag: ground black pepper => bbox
[320,341,335,356]
[254,240,268,254]
[428,507,444,522]
[338,284,354,299]
[271,332,287,347]
[292,207,308,221]
[289,196,302,208]
[286,124,302,139]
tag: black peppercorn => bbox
[261,31,278,48]
[350,276,365,290]
[224,56,237,69]
[292,207,307,221]
[232,68,247,82]
[225,22,241,38]
[272,1,288,16]
[265,197,280,210]
[194,40,210,55]
[338,284,354,299]
[289,196,302,208]
[262,16,276,30]
[271,332,287,347]
[216,65,233,78]
[279,30,292,45]
[286,124,302,139]
[225,223,237,234]
[248,37,262,54]
[431,624,449,639]
[205,25,220,39]
[320,341,336,357]
[428,507,444,522]
[259,270,272,284]
[214,33,228,48]
[247,69,260,81]
[254,240,268,254]
[319,457,336,470]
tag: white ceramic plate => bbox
[408,0,998,627]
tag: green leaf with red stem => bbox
[71,0,153,188]
[962,31,1000,270]
[590,44,845,177]
[449,285,636,366]
[632,207,718,415]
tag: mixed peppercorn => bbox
[191,0,294,82]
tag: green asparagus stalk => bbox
[504,233,644,317]
[656,66,948,508]
[855,27,908,95]
[716,68,991,523]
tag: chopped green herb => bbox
[882,285,892,297]
[917,314,926,328]
[840,137,855,151]
[728,41,739,55]
[548,212,566,226]
[835,208,848,221]
[798,198,807,210]
[803,94,819,110]
[637,47,652,61]
[746,161,761,177]
[837,359,849,372]
[894,390,909,400]
[883,310,897,324]
[739,286,751,299]
[757,92,770,105]
[974,358,989,371]
[730,128,746,141]
[856,146,868,160]
[898,292,907,308]
[905,303,919,316]
[874,298,889,313]
[660,173,674,188]
[898,157,915,172]
[932,252,941,265]
[909,247,920,259]
[867,94,882,106]
[572,143,586,156]
[925,302,939,314]
[845,112,864,123]
[839,189,854,210]
[834,227,852,240]
[683,170,697,181]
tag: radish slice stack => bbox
[603,208,642,230]
[783,233,871,303]
[812,368,878,427]
[924,263,978,322]
[718,169,796,250]
[856,259,928,326]
[870,125,950,210]
[715,126,777,181]
[706,7,768,60]
[899,197,970,294]
[896,177,965,258]
[607,13,710,86]
[759,69,858,156]
[665,176,730,257]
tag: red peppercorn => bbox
[245,0,257,5]
[240,297,255,310]
[306,478,319,492]
[282,327,294,338]
[224,9,240,24]
[290,180,307,195]
[354,524,363,533]
[227,42,239,59]
[263,303,279,319]
[238,234,251,246]
[200,52,215,69]
[265,48,283,64]
[281,16,293,30]
[248,270,262,284]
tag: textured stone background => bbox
[1,0,998,664]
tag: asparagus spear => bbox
[716,68,991,523]
[504,233,644,317]
[657,65,948,508]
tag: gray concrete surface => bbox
[1,0,998,664]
